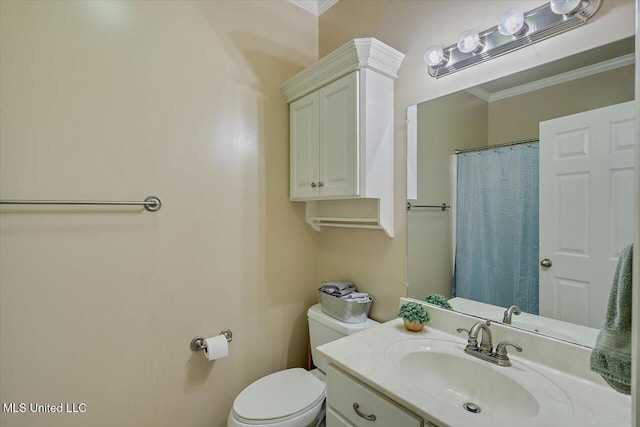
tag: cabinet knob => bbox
[318,181,324,187]
[311,182,317,188]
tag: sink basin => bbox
[385,338,573,421]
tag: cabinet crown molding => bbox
[282,37,405,103]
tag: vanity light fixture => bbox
[426,0,602,78]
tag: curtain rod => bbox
[454,138,539,155]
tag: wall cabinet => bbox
[326,364,423,427]
[290,72,358,200]
[282,38,404,237]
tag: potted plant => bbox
[424,294,452,310]
[398,302,430,332]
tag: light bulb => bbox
[424,46,445,67]
[550,0,582,15]
[457,30,482,54]
[498,10,526,36]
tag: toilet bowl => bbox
[227,304,379,427]
[227,368,325,427]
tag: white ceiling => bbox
[288,0,339,16]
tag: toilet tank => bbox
[307,303,379,374]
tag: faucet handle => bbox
[495,341,523,359]
[456,328,470,336]
[494,341,522,367]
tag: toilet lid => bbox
[233,368,325,422]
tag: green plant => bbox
[398,302,430,324]
[424,294,452,310]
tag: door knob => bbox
[540,258,552,268]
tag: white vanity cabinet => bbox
[326,365,423,427]
[282,38,404,237]
[290,72,358,200]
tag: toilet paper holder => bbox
[190,329,233,352]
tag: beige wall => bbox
[488,64,635,144]
[0,2,317,426]
[407,92,487,300]
[318,0,635,320]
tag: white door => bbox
[318,71,359,198]
[539,101,636,328]
[290,91,319,200]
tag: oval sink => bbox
[385,338,573,421]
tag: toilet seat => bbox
[230,368,325,426]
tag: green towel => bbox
[590,243,633,394]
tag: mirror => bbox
[407,37,636,348]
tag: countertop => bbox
[317,316,631,427]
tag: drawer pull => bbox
[353,403,376,421]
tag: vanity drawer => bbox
[327,364,422,427]
[326,407,353,426]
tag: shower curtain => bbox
[452,144,539,314]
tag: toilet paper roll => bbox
[203,335,229,361]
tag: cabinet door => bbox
[318,72,359,198]
[290,91,320,200]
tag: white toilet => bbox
[227,303,379,427]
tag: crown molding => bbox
[317,0,339,15]
[466,53,635,103]
[465,87,491,102]
[282,38,405,103]
[288,0,339,16]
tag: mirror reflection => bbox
[407,37,636,347]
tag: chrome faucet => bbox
[503,305,522,324]
[457,320,523,367]
[468,319,493,354]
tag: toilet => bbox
[227,303,379,427]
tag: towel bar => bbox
[0,195,162,212]
[406,202,450,211]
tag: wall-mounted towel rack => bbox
[0,195,162,212]
[406,202,450,212]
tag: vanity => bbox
[318,298,631,427]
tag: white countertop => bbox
[317,314,631,427]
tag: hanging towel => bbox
[590,244,633,394]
